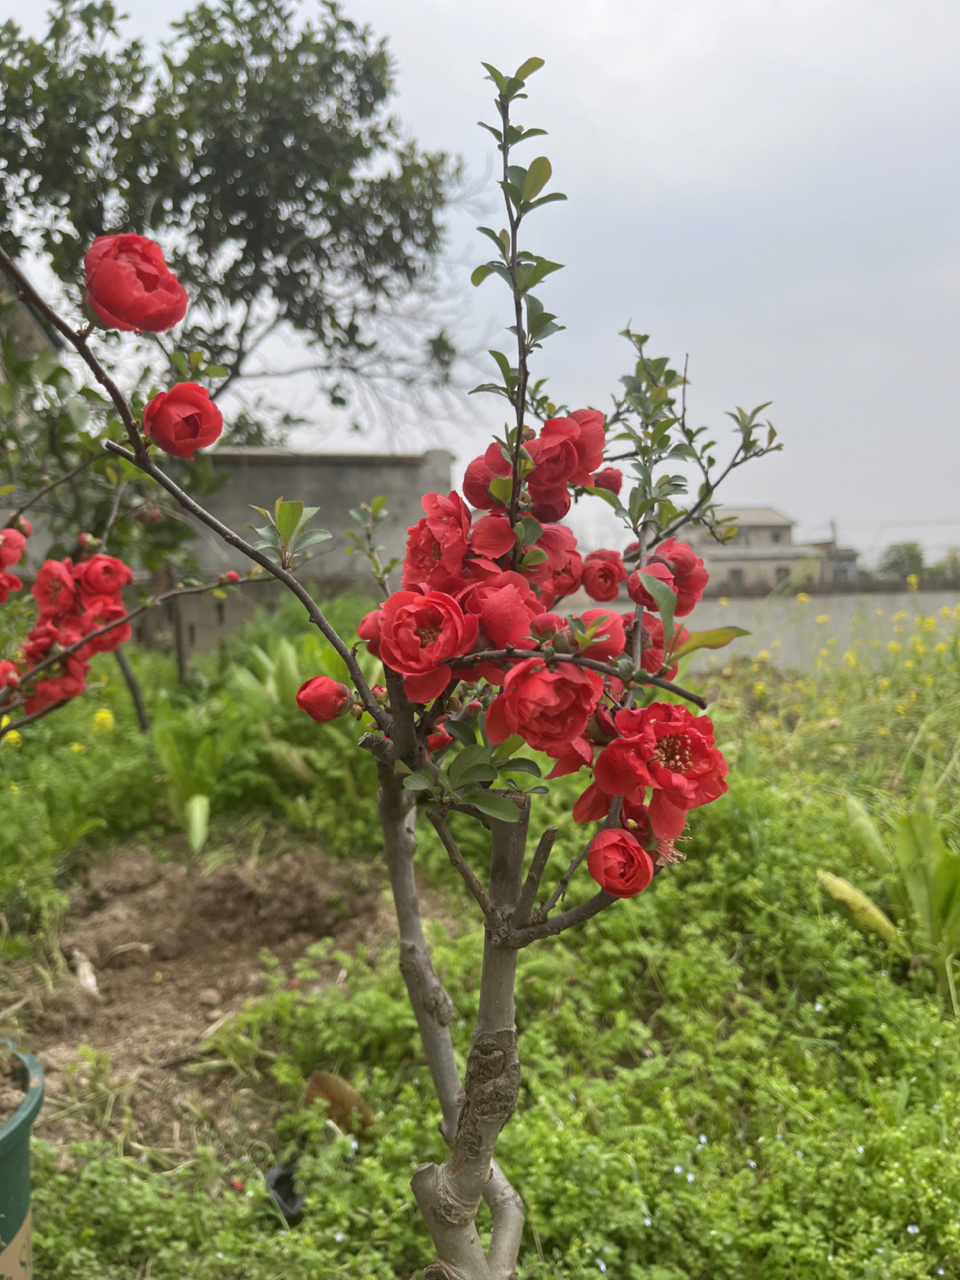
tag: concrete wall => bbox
[686,589,960,671]
[140,447,452,657]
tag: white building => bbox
[687,506,858,593]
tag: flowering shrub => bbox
[0,55,780,1280]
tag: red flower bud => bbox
[296,675,353,722]
[226,570,241,583]
[590,467,623,495]
[587,828,654,898]
[143,383,223,460]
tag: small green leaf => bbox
[204,365,228,378]
[672,627,751,659]
[394,760,413,775]
[492,734,524,760]
[489,475,514,504]
[403,773,434,792]
[520,547,548,569]
[171,351,190,379]
[274,499,304,544]
[472,794,521,823]
[498,758,542,777]
[521,156,552,202]
[817,869,903,948]
[185,793,210,856]
[459,763,500,784]
[633,571,676,645]
[446,721,478,747]
[471,263,495,287]
[514,56,545,81]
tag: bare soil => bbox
[10,833,402,1159]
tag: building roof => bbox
[715,505,795,527]
[206,447,452,466]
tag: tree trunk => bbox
[411,798,528,1280]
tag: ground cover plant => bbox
[3,46,959,1280]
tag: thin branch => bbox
[0,699,68,739]
[513,825,558,926]
[102,440,390,732]
[427,809,491,917]
[100,481,126,549]
[541,844,590,915]
[505,890,617,948]
[0,246,145,460]
[114,646,149,732]
[4,451,109,528]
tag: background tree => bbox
[0,0,458,417]
[878,541,924,582]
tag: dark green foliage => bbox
[0,0,456,403]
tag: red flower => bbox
[486,656,603,757]
[379,591,479,704]
[226,570,241,584]
[296,675,353,722]
[401,492,472,590]
[74,554,133,604]
[524,524,582,603]
[0,660,20,690]
[593,703,728,840]
[626,561,676,611]
[621,610,687,678]
[646,538,708,616]
[529,490,572,524]
[545,735,594,778]
[0,571,22,604]
[33,560,77,619]
[587,828,654,898]
[427,727,453,753]
[469,514,516,559]
[463,443,511,510]
[590,468,622,495]
[81,596,131,653]
[582,549,627,602]
[358,609,383,658]
[24,655,89,714]
[566,409,606,476]
[0,529,26,569]
[576,609,625,661]
[143,383,223,460]
[83,234,188,333]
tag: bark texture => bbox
[412,798,529,1280]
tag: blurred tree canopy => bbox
[0,0,459,411]
[878,541,924,582]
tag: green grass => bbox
[16,593,960,1276]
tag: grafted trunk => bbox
[412,800,528,1280]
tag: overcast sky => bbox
[9,0,960,564]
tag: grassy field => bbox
[5,592,960,1278]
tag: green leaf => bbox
[520,547,548,569]
[185,793,210,856]
[403,772,434,792]
[492,734,524,760]
[394,760,413,775]
[471,263,495,287]
[446,721,478,747]
[633,571,676,646]
[459,763,500,784]
[672,627,751,659]
[274,499,304,544]
[521,156,552,202]
[846,797,892,874]
[514,56,545,81]
[471,793,521,823]
[203,365,228,378]
[489,475,514,504]
[0,484,14,497]
[293,528,332,551]
[171,351,190,379]
[481,61,507,91]
[498,757,542,777]
[449,743,490,785]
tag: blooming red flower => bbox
[143,383,223,460]
[593,702,728,840]
[626,561,676,612]
[469,514,516,559]
[523,524,582,605]
[24,654,89,715]
[590,468,622,496]
[582,549,627,602]
[427,727,453,753]
[486,656,603,757]
[545,734,594,778]
[83,234,188,332]
[576,608,625,661]
[463,443,511,510]
[529,490,572,524]
[0,529,26,569]
[402,492,472,590]
[80,596,132,653]
[296,675,353,722]
[74,554,133,603]
[620,610,687,678]
[0,571,22,604]
[378,591,479,703]
[646,538,708,616]
[587,828,654,898]
[33,560,77,619]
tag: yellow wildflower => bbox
[1,730,21,750]
[815,614,830,624]
[796,593,809,604]
[92,708,115,734]
[719,597,729,607]
[906,573,919,592]
[757,650,770,661]
[69,742,86,754]
[887,641,902,653]
[935,642,948,654]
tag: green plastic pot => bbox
[0,1041,43,1279]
